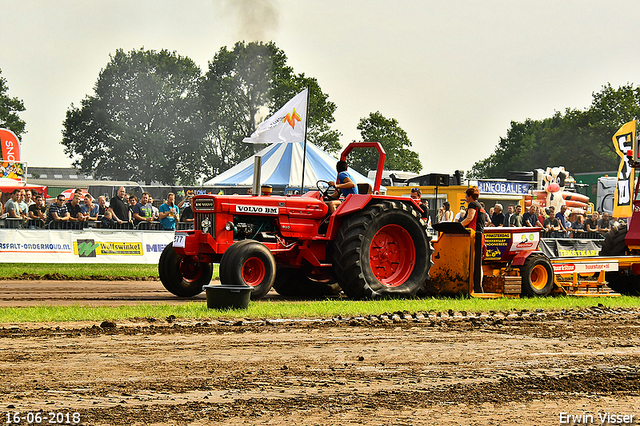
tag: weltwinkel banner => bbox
[612,120,636,218]
[0,230,174,263]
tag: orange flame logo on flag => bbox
[283,108,301,129]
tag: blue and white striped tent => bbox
[204,141,377,191]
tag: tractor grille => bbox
[195,212,215,238]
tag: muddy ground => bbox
[0,280,639,425]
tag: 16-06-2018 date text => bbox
[5,412,81,425]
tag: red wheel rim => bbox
[242,257,266,287]
[179,257,203,283]
[368,224,415,286]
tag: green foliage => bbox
[62,43,341,184]
[469,83,640,178]
[0,263,158,278]
[62,48,206,185]
[0,68,26,139]
[349,111,422,175]
[200,41,341,178]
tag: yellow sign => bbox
[612,120,636,218]
[73,239,143,257]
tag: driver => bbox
[327,160,358,213]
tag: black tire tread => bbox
[219,240,276,300]
[332,200,430,299]
[600,224,627,256]
[158,242,212,297]
[520,254,554,297]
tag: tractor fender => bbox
[334,195,421,218]
[327,195,423,239]
[511,250,542,266]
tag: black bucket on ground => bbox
[203,284,252,310]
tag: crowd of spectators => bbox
[459,201,622,239]
[0,188,625,239]
[0,186,196,231]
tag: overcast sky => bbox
[3,0,640,177]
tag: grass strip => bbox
[0,263,220,280]
[1,296,638,324]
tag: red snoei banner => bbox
[0,128,21,162]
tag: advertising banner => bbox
[478,180,530,195]
[0,128,21,162]
[553,261,618,275]
[484,232,512,260]
[538,239,602,259]
[0,161,26,181]
[0,230,174,263]
[483,230,540,261]
[611,120,636,218]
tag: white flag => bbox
[243,88,308,144]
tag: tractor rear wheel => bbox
[604,271,640,295]
[219,240,276,300]
[333,200,430,299]
[599,224,640,294]
[158,242,213,297]
[273,267,341,297]
[520,254,554,296]
[600,224,627,256]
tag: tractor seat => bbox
[357,183,372,195]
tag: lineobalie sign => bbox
[478,181,530,195]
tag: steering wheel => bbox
[317,180,338,200]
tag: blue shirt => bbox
[132,202,153,223]
[159,202,179,230]
[80,204,99,217]
[338,171,358,197]
[555,211,568,228]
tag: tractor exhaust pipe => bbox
[252,155,262,196]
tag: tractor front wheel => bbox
[520,254,554,296]
[158,242,213,297]
[333,200,430,299]
[219,240,276,300]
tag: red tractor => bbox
[159,142,432,299]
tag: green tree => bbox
[0,68,26,139]
[62,48,205,185]
[469,83,638,178]
[200,41,340,177]
[349,111,422,175]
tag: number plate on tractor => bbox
[173,233,186,248]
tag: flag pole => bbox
[299,87,310,194]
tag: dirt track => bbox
[0,280,206,307]
[0,280,639,425]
